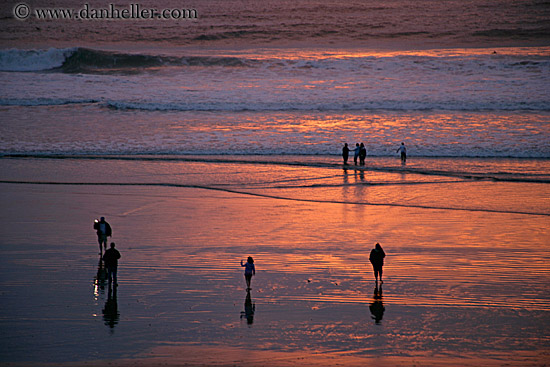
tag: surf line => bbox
[3,154,548,184]
[1,179,548,217]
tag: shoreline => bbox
[3,152,550,159]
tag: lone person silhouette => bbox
[397,142,407,163]
[369,243,386,283]
[241,256,256,290]
[103,242,121,286]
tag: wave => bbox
[3,98,548,112]
[1,47,548,112]
[2,98,547,111]
[472,28,550,39]
[2,96,548,111]
[61,48,252,72]
[0,98,99,107]
[0,47,253,72]
[102,100,550,112]
[193,30,271,41]
[2,46,550,74]
[0,47,77,72]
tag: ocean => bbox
[1,0,550,159]
[0,0,549,365]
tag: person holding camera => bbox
[94,217,112,254]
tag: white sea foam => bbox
[0,48,78,72]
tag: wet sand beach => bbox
[0,157,548,366]
[2,0,550,364]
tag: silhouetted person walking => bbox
[103,242,121,286]
[94,217,112,254]
[342,143,350,165]
[241,256,255,290]
[369,243,385,283]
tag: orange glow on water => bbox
[210,46,550,62]
[2,156,548,366]
[115,177,549,311]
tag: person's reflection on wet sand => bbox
[94,258,107,296]
[353,168,366,182]
[240,289,255,325]
[369,283,385,324]
[342,167,350,197]
[343,167,349,183]
[103,283,120,332]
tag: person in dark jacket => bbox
[369,243,386,283]
[359,143,367,165]
[94,217,112,254]
[342,143,350,165]
[103,242,121,286]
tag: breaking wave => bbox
[0,47,253,72]
[2,46,550,75]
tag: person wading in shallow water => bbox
[353,143,360,165]
[241,256,255,290]
[397,142,407,163]
[342,143,350,165]
[369,243,386,283]
[359,142,367,165]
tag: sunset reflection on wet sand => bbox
[1,157,548,366]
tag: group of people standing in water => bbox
[342,142,407,165]
[342,142,367,165]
